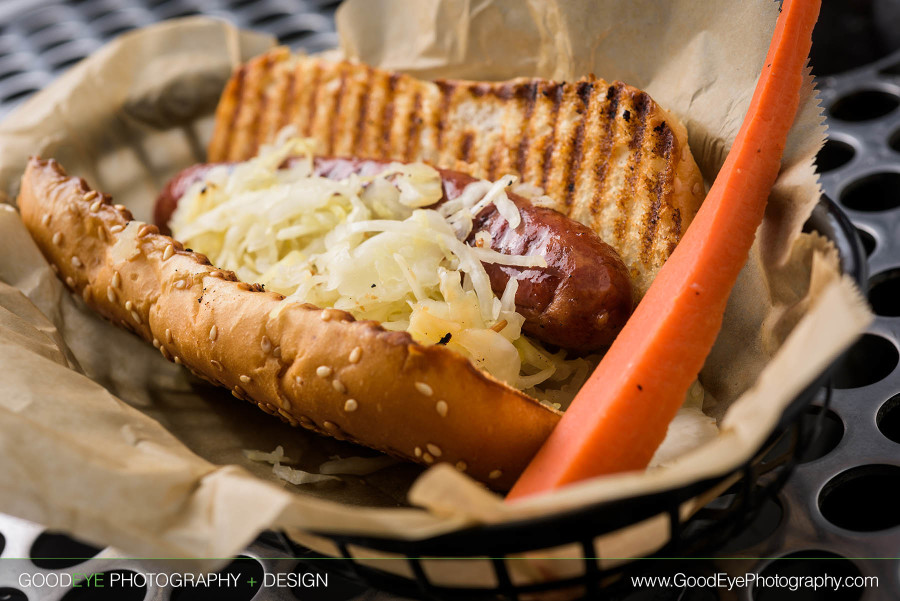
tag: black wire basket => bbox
[265,198,867,601]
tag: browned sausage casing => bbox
[155,158,633,352]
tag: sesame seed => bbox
[114,204,127,212]
[415,382,433,397]
[348,347,362,364]
[165,328,173,344]
[52,232,63,246]
[65,277,75,288]
[323,421,338,432]
[294,375,302,385]
[344,399,358,412]
[489,470,503,480]
[107,286,116,303]
[89,200,101,213]
[83,191,98,202]
[162,244,174,261]
[41,214,50,226]
[159,346,170,360]
[423,453,434,464]
[174,279,186,289]
[152,338,160,349]
[426,443,442,457]
[70,256,82,268]
[332,379,346,394]
[414,447,422,458]
[316,365,332,378]
[273,346,281,358]
[239,375,251,384]
[111,271,121,289]
[131,310,142,324]
[436,400,448,417]
[277,408,293,420]
[109,225,124,233]
[173,356,183,365]
[282,398,292,410]
[321,310,333,321]
[210,359,223,371]
[210,271,222,278]
[138,224,153,237]
[455,461,467,472]
[82,285,91,302]
[261,336,272,353]
[209,325,218,341]
[124,300,133,311]
[231,386,244,399]
[237,282,252,291]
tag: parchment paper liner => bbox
[0,1,872,585]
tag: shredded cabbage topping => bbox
[171,132,595,405]
[242,445,295,465]
[243,445,340,485]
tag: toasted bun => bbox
[17,157,561,489]
[207,49,705,298]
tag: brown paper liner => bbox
[0,3,872,585]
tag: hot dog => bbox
[155,157,633,352]
[18,157,563,489]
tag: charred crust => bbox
[605,83,622,119]
[632,91,653,120]
[471,83,490,98]
[520,81,539,102]
[576,80,593,108]
[653,122,675,157]
[494,83,515,101]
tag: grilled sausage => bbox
[155,158,633,352]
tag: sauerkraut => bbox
[170,132,592,403]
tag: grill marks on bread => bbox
[208,50,705,298]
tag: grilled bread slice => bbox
[207,48,706,298]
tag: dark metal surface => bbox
[0,0,340,116]
[1,1,899,600]
[746,44,900,601]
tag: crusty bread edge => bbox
[17,157,562,490]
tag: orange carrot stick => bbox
[508,0,821,500]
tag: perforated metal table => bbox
[1,2,899,600]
